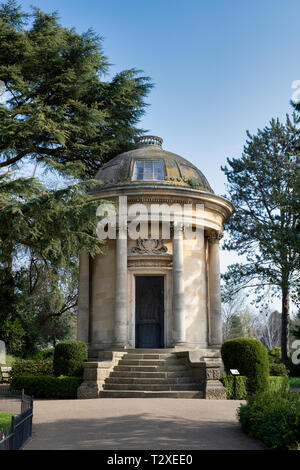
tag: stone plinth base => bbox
[77,348,226,399]
[77,351,126,399]
[176,349,226,400]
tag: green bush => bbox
[267,347,288,376]
[269,376,289,393]
[53,341,87,377]
[11,375,83,399]
[268,347,282,363]
[30,348,54,361]
[269,362,288,376]
[221,338,269,394]
[238,387,300,449]
[10,358,53,380]
[220,375,289,399]
[41,348,54,359]
[220,375,248,399]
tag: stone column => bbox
[208,231,223,347]
[113,230,128,347]
[172,224,185,346]
[77,251,90,343]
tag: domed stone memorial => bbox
[77,136,234,399]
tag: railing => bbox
[0,387,33,450]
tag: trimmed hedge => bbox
[10,358,53,380]
[269,376,289,393]
[221,338,269,394]
[220,375,247,399]
[221,375,289,399]
[238,387,300,449]
[53,341,88,377]
[11,375,83,399]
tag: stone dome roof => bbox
[94,136,213,193]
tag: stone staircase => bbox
[99,349,204,398]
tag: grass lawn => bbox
[0,413,13,432]
[289,377,300,388]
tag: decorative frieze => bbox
[131,238,168,255]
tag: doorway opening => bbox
[135,276,164,348]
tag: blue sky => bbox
[19,0,300,194]
[18,0,300,309]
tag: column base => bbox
[111,343,130,349]
[172,342,189,350]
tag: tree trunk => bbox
[0,248,15,319]
[281,285,290,363]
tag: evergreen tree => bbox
[222,115,300,362]
[0,1,153,353]
[228,314,244,339]
[0,1,152,177]
[0,173,101,354]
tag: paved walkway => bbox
[24,398,263,450]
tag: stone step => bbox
[99,390,204,398]
[114,365,188,372]
[125,349,177,353]
[103,383,201,391]
[110,370,193,379]
[118,359,180,366]
[105,376,197,384]
[90,348,206,399]
[122,353,175,360]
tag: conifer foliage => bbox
[0,1,152,177]
[0,1,152,355]
[222,115,300,362]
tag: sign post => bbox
[230,369,240,400]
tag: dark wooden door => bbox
[135,276,164,348]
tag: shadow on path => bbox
[25,412,263,450]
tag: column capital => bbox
[206,230,223,244]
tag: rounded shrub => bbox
[53,341,88,377]
[221,338,269,394]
